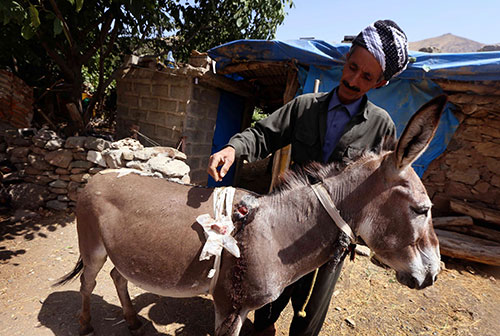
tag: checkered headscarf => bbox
[352,20,409,81]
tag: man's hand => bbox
[207,146,236,182]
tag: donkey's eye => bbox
[411,205,430,215]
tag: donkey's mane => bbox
[271,144,395,196]
[271,161,345,194]
[272,154,366,194]
[271,134,397,194]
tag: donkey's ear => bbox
[394,95,448,171]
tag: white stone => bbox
[134,147,187,161]
[133,148,157,161]
[110,138,144,151]
[125,160,148,171]
[87,150,107,167]
[45,139,64,150]
[102,149,124,169]
[122,149,134,161]
[148,154,190,178]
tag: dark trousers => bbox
[254,259,345,336]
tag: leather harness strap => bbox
[311,182,357,242]
[297,182,357,318]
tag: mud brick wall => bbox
[116,66,220,184]
[422,81,500,215]
[0,70,33,128]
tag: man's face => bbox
[338,46,387,104]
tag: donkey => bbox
[55,95,447,335]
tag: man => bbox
[207,20,409,336]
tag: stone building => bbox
[115,58,254,184]
[422,80,500,216]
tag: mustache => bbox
[342,80,360,92]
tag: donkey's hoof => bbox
[78,324,94,336]
[128,319,147,336]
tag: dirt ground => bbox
[0,212,499,336]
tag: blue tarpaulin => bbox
[208,40,500,176]
[209,39,500,81]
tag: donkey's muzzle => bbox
[420,273,438,289]
[396,272,437,290]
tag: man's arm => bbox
[207,98,300,181]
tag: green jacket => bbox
[228,90,396,165]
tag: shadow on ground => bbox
[442,256,500,280]
[39,291,254,335]
[0,212,74,263]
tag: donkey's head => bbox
[352,95,447,289]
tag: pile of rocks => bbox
[1,127,190,211]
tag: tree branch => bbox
[48,0,75,48]
[81,9,111,38]
[39,39,74,81]
[83,22,120,124]
[80,11,114,64]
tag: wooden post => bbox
[433,216,473,228]
[435,229,500,266]
[450,199,500,227]
[268,63,303,192]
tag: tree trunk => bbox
[68,66,85,132]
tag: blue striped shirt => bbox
[322,89,363,163]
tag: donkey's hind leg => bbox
[214,304,248,336]
[79,253,107,336]
[110,267,143,335]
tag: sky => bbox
[275,0,500,45]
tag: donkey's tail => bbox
[52,257,84,287]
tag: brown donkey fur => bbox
[55,95,447,335]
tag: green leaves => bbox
[68,0,84,12]
[19,4,40,40]
[21,23,35,39]
[53,17,63,36]
[76,0,84,12]
[28,5,40,28]
[0,1,26,25]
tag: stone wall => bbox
[422,81,500,215]
[116,66,220,184]
[1,127,190,212]
[0,70,33,128]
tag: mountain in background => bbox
[409,33,498,53]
